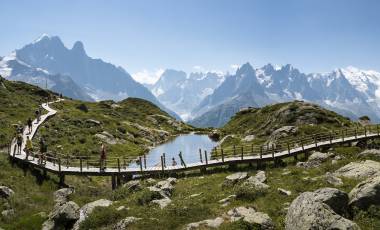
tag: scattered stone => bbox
[285,188,357,230]
[123,180,142,192]
[242,135,255,142]
[155,178,176,197]
[243,175,270,190]
[296,151,332,169]
[334,160,380,179]
[54,187,74,204]
[254,170,267,183]
[113,216,142,230]
[151,197,172,209]
[189,193,203,198]
[349,176,380,211]
[325,172,343,186]
[94,131,125,145]
[218,195,236,204]
[72,199,113,230]
[116,206,126,211]
[146,178,157,185]
[43,201,80,230]
[86,119,101,126]
[358,149,380,158]
[223,172,248,187]
[227,207,274,229]
[331,159,338,165]
[0,186,14,199]
[278,188,292,196]
[186,217,225,229]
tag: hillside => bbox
[220,100,355,148]
[0,75,57,147]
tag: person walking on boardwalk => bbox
[172,157,178,166]
[27,118,33,134]
[35,109,40,123]
[25,136,33,160]
[16,133,23,155]
[100,142,107,171]
[39,137,47,165]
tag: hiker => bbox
[39,137,47,165]
[16,133,23,154]
[27,118,33,134]
[172,157,178,166]
[35,109,40,123]
[25,136,33,160]
[16,122,23,134]
[100,142,107,171]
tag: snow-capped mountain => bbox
[0,34,180,119]
[0,51,93,101]
[190,62,380,127]
[150,69,225,120]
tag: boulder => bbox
[358,149,380,158]
[285,189,358,230]
[325,172,343,186]
[113,216,142,230]
[43,201,80,230]
[123,180,142,192]
[308,151,332,162]
[278,188,292,196]
[146,178,157,185]
[72,199,113,230]
[242,135,255,142]
[0,186,14,199]
[223,172,248,187]
[86,119,101,126]
[151,197,172,209]
[334,160,380,179]
[94,131,125,145]
[243,176,270,190]
[186,217,224,229]
[349,176,380,211]
[254,170,267,183]
[54,187,74,204]
[155,178,176,197]
[227,207,274,229]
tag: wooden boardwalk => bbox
[8,100,380,187]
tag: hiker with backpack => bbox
[16,133,23,155]
[100,142,107,171]
[38,137,47,165]
[25,136,33,160]
[27,118,33,134]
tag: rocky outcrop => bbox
[72,199,113,230]
[227,207,274,229]
[149,178,177,209]
[325,172,344,186]
[94,131,126,145]
[358,149,380,158]
[0,186,14,199]
[151,198,172,209]
[114,216,142,230]
[42,201,80,230]
[123,180,142,192]
[349,176,380,211]
[335,160,380,179]
[296,151,333,169]
[54,187,74,204]
[242,171,269,190]
[223,172,248,187]
[185,217,225,229]
[285,188,358,230]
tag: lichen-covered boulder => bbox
[113,216,142,230]
[223,172,248,187]
[0,186,14,199]
[349,176,380,211]
[54,187,74,204]
[334,160,380,179]
[227,207,274,229]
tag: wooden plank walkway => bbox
[8,100,380,178]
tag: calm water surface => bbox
[129,133,218,168]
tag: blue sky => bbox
[1,0,379,83]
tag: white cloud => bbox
[230,64,240,71]
[193,65,204,71]
[132,68,164,84]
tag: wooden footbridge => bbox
[7,100,380,189]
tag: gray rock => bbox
[189,193,203,198]
[278,188,292,196]
[358,149,380,158]
[151,197,172,209]
[114,216,142,230]
[285,189,358,230]
[254,171,267,183]
[218,195,236,204]
[146,178,157,185]
[308,151,332,162]
[223,172,248,187]
[313,188,349,215]
[43,201,80,230]
[334,160,380,179]
[243,176,270,190]
[0,186,14,199]
[123,180,142,192]
[349,176,380,211]
[72,199,113,230]
[86,119,101,126]
[325,172,343,186]
[227,207,274,229]
[185,217,224,229]
[1,209,14,218]
[242,135,255,142]
[94,131,125,145]
[54,187,74,204]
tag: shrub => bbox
[79,206,122,230]
[234,184,267,201]
[76,103,88,113]
[136,188,162,205]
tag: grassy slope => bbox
[220,100,355,148]
[36,98,194,158]
[0,77,55,147]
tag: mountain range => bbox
[0,34,180,119]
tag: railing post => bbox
[123,159,127,169]
[241,146,244,160]
[355,128,358,139]
[377,125,379,136]
[365,126,367,137]
[66,154,69,168]
[221,148,224,162]
[314,135,317,147]
[342,130,345,142]
[287,142,290,154]
[199,149,203,163]
[233,145,236,156]
[160,156,164,172]
[117,158,121,173]
[204,150,208,165]
[260,146,263,159]
[80,158,83,172]
[144,154,147,169]
[251,144,254,153]
[179,152,186,167]
[139,156,143,172]
[58,158,61,172]
[330,131,333,144]
[271,144,275,159]
[163,153,166,168]
[301,139,304,151]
